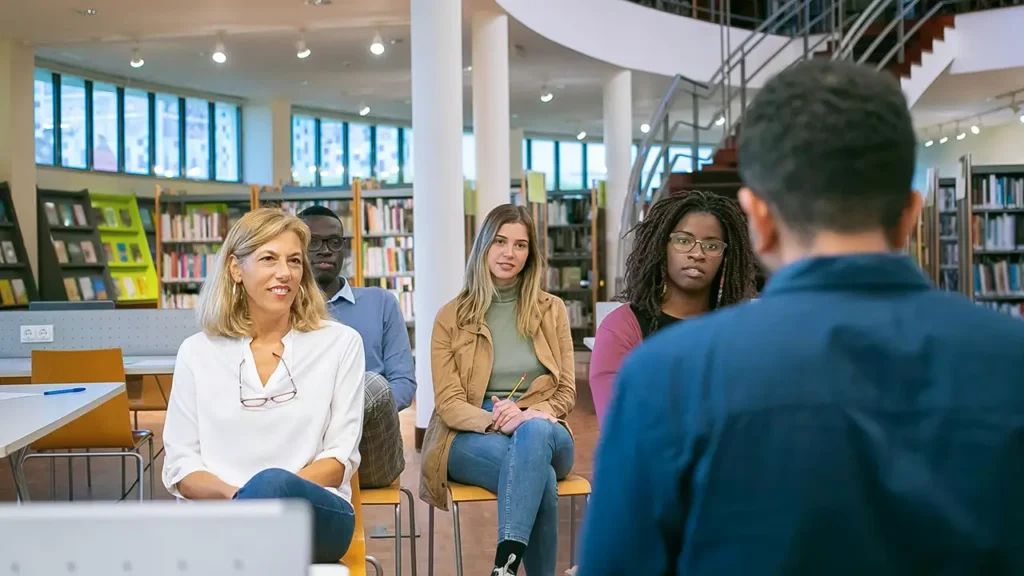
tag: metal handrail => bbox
[876,1,945,69]
[857,0,920,65]
[835,0,891,58]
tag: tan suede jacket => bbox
[419,291,576,510]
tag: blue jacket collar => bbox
[762,253,932,297]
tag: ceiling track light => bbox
[296,31,311,59]
[576,131,587,141]
[540,88,553,103]
[370,31,385,56]
[714,115,726,127]
[939,136,949,144]
[358,103,371,117]
[212,34,227,64]
[640,123,651,134]
[129,46,144,69]
[955,123,965,141]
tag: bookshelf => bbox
[137,196,157,264]
[155,186,255,309]
[90,193,159,306]
[36,187,115,303]
[0,182,39,308]
[959,158,1024,320]
[359,185,415,331]
[541,187,604,348]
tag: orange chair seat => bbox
[448,473,591,503]
[361,478,402,506]
[341,475,368,576]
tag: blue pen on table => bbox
[43,387,87,396]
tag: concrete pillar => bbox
[243,99,292,187]
[411,0,465,444]
[0,40,37,279]
[471,11,511,230]
[603,69,632,292]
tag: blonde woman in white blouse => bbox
[162,208,365,563]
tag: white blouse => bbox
[162,321,365,503]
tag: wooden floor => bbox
[0,352,598,576]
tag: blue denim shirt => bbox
[327,279,415,411]
[580,254,1024,575]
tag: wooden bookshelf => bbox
[90,193,159,306]
[958,157,1024,320]
[36,187,115,303]
[155,186,255,309]
[0,182,39,308]
[359,185,415,330]
[137,196,157,265]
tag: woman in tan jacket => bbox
[421,204,576,576]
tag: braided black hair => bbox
[621,190,758,325]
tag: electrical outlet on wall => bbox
[20,325,55,343]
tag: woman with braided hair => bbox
[590,190,758,424]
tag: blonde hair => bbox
[456,204,545,336]
[196,207,329,338]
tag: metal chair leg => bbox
[148,436,155,499]
[49,458,56,500]
[400,486,418,576]
[451,502,463,576]
[570,495,577,566]
[67,453,74,502]
[86,448,92,492]
[394,502,402,576]
[427,506,434,576]
[121,447,127,499]
[367,555,384,576]
[135,450,145,501]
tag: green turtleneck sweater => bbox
[484,283,549,397]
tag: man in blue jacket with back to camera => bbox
[579,59,1024,575]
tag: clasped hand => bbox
[490,395,557,435]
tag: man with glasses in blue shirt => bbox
[300,205,414,488]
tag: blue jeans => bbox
[234,468,355,564]
[447,401,575,575]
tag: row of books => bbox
[564,299,590,330]
[941,243,959,266]
[365,276,414,322]
[973,175,1024,209]
[0,240,19,264]
[546,266,586,290]
[0,200,11,224]
[161,210,229,241]
[939,269,959,292]
[364,199,412,235]
[62,276,109,302]
[938,185,956,212]
[972,214,1024,251]
[112,276,150,299]
[549,230,591,254]
[0,278,29,306]
[162,248,218,282]
[939,214,957,237]
[277,200,355,233]
[547,199,591,226]
[978,301,1023,320]
[42,201,90,229]
[973,260,1024,297]
[362,237,413,277]
[105,242,147,264]
[161,293,200,309]
[52,237,99,264]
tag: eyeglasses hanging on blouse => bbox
[239,352,298,408]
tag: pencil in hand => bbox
[506,374,528,400]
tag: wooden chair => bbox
[426,474,592,576]
[342,474,384,576]
[362,479,418,576]
[23,348,154,501]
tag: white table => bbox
[0,355,176,378]
[0,382,125,502]
[584,337,595,350]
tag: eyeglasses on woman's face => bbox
[308,235,345,253]
[239,353,298,408]
[668,233,727,257]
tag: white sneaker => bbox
[565,566,578,576]
[491,553,517,576]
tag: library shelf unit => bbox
[90,193,159,307]
[957,157,1024,320]
[155,186,257,309]
[914,172,958,292]
[136,197,157,265]
[0,182,39,308]
[36,187,115,303]
[539,187,605,349]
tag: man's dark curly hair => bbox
[621,190,758,325]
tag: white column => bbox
[411,0,465,441]
[0,40,37,278]
[603,69,632,293]
[509,128,525,181]
[242,99,292,187]
[472,11,511,231]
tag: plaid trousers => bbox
[358,371,406,488]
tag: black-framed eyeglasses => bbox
[669,233,728,257]
[239,352,298,408]
[309,236,346,252]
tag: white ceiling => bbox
[912,66,1024,135]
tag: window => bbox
[586,143,606,184]
[522,139,529,170]
[402,128,414,184]
[123,88,150,175]
[184,98,210,179]
[292,115,316,187]
[155,94,180,178]
[641,145,663,191]
[697,146,714,169]
[214,102,239,182]
[319,120,345,187]
[668,145,693,173]
[462,133,476,183]
[558,141,584,190]
[376,126,399,184]
[530,140,556,191]
[91,82,119,172]
[34,70,54,165]
[348,123,372,182]
[60,75,87,169]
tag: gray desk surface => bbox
[0,383,125,458]
[0,355,176,378]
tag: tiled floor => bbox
[0,352,598,576]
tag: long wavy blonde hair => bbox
[196,208,329,338]
[456,204,545,336]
